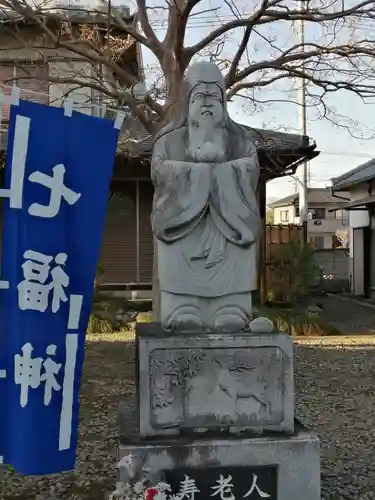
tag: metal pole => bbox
[136,180,140,284]
[297,0,309,242]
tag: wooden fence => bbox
[265,224,304,245]
[261,224,350,301]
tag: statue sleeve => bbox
[210,149,261,246]
[151,134,211,242]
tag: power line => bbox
[145,12,375,26]
[1,83,373,160]
[3,6,374,31]
[322,150,374,158]
[145,14,375,31]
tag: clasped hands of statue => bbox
[189,141,254,167]
[193,141,223,164]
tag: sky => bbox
[109,0,375,201]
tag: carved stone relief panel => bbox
[149,346,286,430]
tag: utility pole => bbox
[297,0,309,242]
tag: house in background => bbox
[331,159,375,298]
[270,187,349,249]
[0,7,319,297]
[0,7,156,293]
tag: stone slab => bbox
[165,464,278,499]
[118,425,320,500]
[136,323,294,437]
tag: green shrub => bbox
[87,315,114,334]
[136,312,153,323]
[267,240,319,303]
[255,307,340,336]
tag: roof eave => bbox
[117,142,319,182]
[328,195,375,211]
[331,158,375,191]
[332,174,375,192]
[0,8,135,27]
[269,200,297,208]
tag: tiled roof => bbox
[0,6,133,25]
[270,188,349,208]
[115,116,319,181]
[331,158,375,190]
[0,104,318,181]
[269,194,297,207]
[308,188,350,204]
[116,121,319,181]
[117,115,316,157]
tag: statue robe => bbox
[151,127,261,298]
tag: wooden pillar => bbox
[258,179,267,306]
[152,236,161,321]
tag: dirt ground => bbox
[0,331,136,500]
[1,330,375,499]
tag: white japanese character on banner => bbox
[243,475,270,498]
[0,115,81,215]
[50,253,69,312]
[14,342,62,407]
[178,475,200,500]
[211,475,235,500]
[28,164,81,218]
[17,250,69,313]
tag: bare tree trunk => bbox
[151,72,184,322]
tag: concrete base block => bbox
[118,422,320,500]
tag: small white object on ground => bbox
[249,317,274,333]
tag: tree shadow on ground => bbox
[1,336,375,500]
[311,295,375,335]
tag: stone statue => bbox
[151,61,261,332]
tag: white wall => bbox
[273,206,296,224]
[274,201,349,249]
[308,233,334,249]
[342,180,374,294]
[347,184,370,265]
[48,60,95,116]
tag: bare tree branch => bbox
[225,0,282,86]
[186,0,375,56]
[136,0,164,62]
[1,0,375,137]
[173,0,202,67]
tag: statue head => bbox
[153,60,257,162]
[188,82,224,126]
[185,61,226,128]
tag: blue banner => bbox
[0,100,119,474]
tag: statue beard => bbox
[187,114,226,163]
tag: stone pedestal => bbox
[117,323,320,500]
[136,323,294,437]
[118,421,320,500]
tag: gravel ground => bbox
[0,331,136,500]
[295,336,375,500]
[1,333,375,500]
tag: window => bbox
[335,209,349,224]
[295,205,300,217]
[280,210,289,222]
[309,236,325,249]
[0,62,49,124]
[309,208,326,220]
